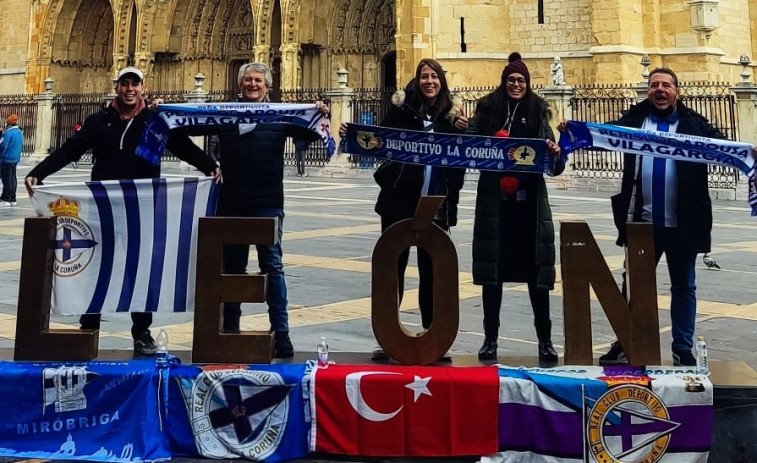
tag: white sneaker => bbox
[0,201,11,206]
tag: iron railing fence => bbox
[679,81,740,189]
[50,92,110,163]
[569,84,638,180]
[0,94,38,155]
[349,87,396,168]
[280,88,332,168]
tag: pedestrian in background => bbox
[0,114,23,206]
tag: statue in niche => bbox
[551,56,565,86]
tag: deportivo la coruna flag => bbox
[166,362,312,462]
[137,102,337,165]
[486,366,713,463]
[30,177,218,315]
[341,123,562,174]
[0,359,168,462]
[310,364,500,457]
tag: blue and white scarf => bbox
[137,102,336,165]
[559,120,757,215]
[341,123,562,174]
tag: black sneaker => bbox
[599,341,628,365]
[134,332,157,356]
[273,331,294,358]
[673,350,697,367]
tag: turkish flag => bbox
[310,364,499,457]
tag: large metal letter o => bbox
[372,196,459,365]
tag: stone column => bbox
[181,73,210,170]
[318,47,329,88]
[31,77,57,162]
[541,85,576,187]
[134,51,155,87]
[323,68,355,176]
[732,92,757,148]
[541,85,575,129]
[112,54,129,79]
[252,45,271,64]
[279,43,301,90]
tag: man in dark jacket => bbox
[601,68,719,366]
[215,61,327,358]
[25,66,221,356]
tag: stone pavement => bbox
[0,161,755,370]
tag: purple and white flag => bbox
[485,365,712,463]
[31,177,218,315]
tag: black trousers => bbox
[80,312,152,341]
[481,279,551,342]
[381,215,446,329]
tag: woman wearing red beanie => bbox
[467,52,563,365]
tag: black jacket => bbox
[468,97,563,287]
[611,100,720,252]
[373,104,466,228]
[214,121,319,215]
[28,104,217,182]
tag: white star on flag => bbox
[405,375,432,402]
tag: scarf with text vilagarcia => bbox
[137,102,336,165]
[559,120,757,215]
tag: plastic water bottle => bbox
[695,335,708,375]
[317,337,329,367]
[156,329,169,367]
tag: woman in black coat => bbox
[341,58,468,359]
[468,53,563,365]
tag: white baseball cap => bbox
[116,66,144,83]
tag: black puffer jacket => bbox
[469,97,563,288]
[214,121,319,215]
[28,104,217,182]
[611,100,719,252]
[373,104,466,227]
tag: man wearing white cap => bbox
[25,66,221,356]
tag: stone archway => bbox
[147,0,255,91]
[327,0,395,88]
[38,0,116,93]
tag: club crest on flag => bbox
[180,369,295,460]
[586,384,680,463]
[48,197,98,278]
[42,366,99,414]
[507,145,536,166]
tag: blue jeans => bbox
[222,209,288,332]
[1,162,17,202]
[623,226,697,352]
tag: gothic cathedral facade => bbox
[0,0,755,94]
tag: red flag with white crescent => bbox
[310,364,499,456]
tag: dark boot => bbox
[478,339,498,361]
[535,319,558,366]
[274,331,294,358]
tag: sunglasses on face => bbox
[507,77,527,85]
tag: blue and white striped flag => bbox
[31,177,218,315]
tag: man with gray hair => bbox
[213,62,329,358]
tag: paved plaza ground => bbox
[0,161,755,370]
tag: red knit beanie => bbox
[502,52,530,87]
